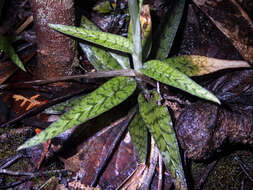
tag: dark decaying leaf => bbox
[192,0,253,62]
[18,77,137,149]
[176,70,253,160]
[141,60,220,104]
[60,117,137,189]
[138,91,187,190]
[129,111,148,163]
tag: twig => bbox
[116,164,146,190]
[139,137,159,190]
[0,176,33,189]
[241,177,245,190]
[15,15,33,35]
[90,107,137,187]
[0,169,67,189]
[0,153,24,169]
[234,155,253,183]
[0,87,95,128]
[158,153,163,190]
[0,169,67,177]
[0,70,135,89]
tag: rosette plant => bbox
[19,0,249,189]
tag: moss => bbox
[191,151,253,190]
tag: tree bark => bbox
[29,0,78,87]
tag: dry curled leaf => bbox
[68,181,101,190]
[13,94,47,110]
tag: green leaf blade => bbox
[154,0,185,59]
[141,60,220,104]
[138,91,187,190]
[79,16,129,70]
[49,24,133,54]
[0,35,26,71]
[19,77,137,150]
[129,111,148,163]
[79,43,122,71]
[128,0,142,70]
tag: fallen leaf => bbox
[193,0,253,62]
[13,94,47,110]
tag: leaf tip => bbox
[208,95,221,105]
[48,23,63,30]
[214,97,221,105]
[17,136,40,151]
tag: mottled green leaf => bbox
[129,111,148,163]
[164,55,250,76]
[18,77,137,149]
[0,34,26,71]
[93,0,114,14]
[141,60,220,104]
[154,0,185,59]
[138,91,187,190]
[80,16,129,70]
[44,95,85,115]
[49,24,133,54]
[109,52,130,69]
[138,0,143,11]
[128,0,142,70]
[79,43,122,71]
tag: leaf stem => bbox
[0,70,136,88]
[128,0,142,71]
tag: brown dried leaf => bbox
[13,94,47,110]
[117,163,147,190]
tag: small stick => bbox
[139,137,158,190]
[0,176,33,189]
[0,169,67,177]
[158,153,163,190]
[0,70,135,89]
[0,153,23,169]
[90,107,137,187]
[234,155,253,183]
[241,177,245,190]
[15,15,34,35]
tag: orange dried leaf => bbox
[13,94,47,110]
